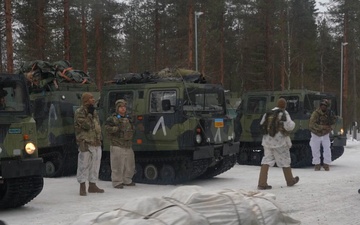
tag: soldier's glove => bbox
[88,105,95,115]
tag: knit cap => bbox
[81,92,93,106]
[277,98,287,109]
[115,99,127,110]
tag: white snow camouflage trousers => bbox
[261,145,291,167]
[77,145,102,183]
[309,133,331,165]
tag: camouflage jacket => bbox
[74,105,102,147]
[309,108,337,136]
[104,113,134,148]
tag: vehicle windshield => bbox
[304,94,337,114]
[0,81,27,113]
[183,87,225,113]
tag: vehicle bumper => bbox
[193,141,240,160]
[223,141,240,155]
[1,158,44,179]
[332,135,347,147]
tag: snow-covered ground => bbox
[1,137,360,225]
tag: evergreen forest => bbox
[1,0,359,126]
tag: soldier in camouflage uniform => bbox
[257,98,299,190]
[309,100,337,171]
[74,92,104,196]
[105,99,135,189]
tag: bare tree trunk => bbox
[4,0,13,73]
[200,4,206,76]
[36,0,45,60]
[95,4,102,90]
[81,0,88,72]
[63,0,70,61]
[187,0,194,70]
[264,0,273,90]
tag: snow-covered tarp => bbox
[73,185,300,225]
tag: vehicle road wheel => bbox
[144,164,158,181]
[160,164,175,184]
[45,161,56,177]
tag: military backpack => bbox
[261,109,288,137]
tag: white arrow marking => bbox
[152,116,167,136]
[214,128,222,142]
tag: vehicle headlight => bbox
[338,128,344,135]
[195,134,202,144]
[25,142,36,154]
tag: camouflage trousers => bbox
[110,145,135,187]
[261,145,291,167]
[77,145,102,183]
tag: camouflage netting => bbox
[111,68,206,84]
[18,60,92,92]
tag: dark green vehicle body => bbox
[0,74,44,209]
[30,82,99,177]
[236,89,346,167]
[98,73,239,184]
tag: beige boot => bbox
[283,167,299,186]
[88,182,104,193]
[258,164,272,190]
[314,164,321,171]
[322,164,330,171]
[80,182,87,196]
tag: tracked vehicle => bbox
[0,73,44,209]
[98,69,239,184]
[19,60,99,177]
[236,89,346,167]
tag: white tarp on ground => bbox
[73,185,300,225]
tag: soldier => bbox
[257,98,299,189]
[105,99,135,189]
[309,99,337,171]
[74,92,104,196]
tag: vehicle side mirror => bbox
[162,99,171,111]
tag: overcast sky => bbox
[316,0,330,12]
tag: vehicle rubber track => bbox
[198,154,237,179]
[99,157,111,181]
[237,145,263,166]
[134,155,211,185]
[290,143,313,168]
[41,151,64,177]
[0,176,43,209]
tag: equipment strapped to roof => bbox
[110,68,206,85]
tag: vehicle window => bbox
[150,90,176,113]
[108,91,133,114]
[247,97,267,113]
[0,82,26,112]
[183,88,224,113]
[280,96,299,113]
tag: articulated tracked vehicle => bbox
[19,60,99,177]
[98,69,239,184]
[235,89,346,167]
[0,73,44,209]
